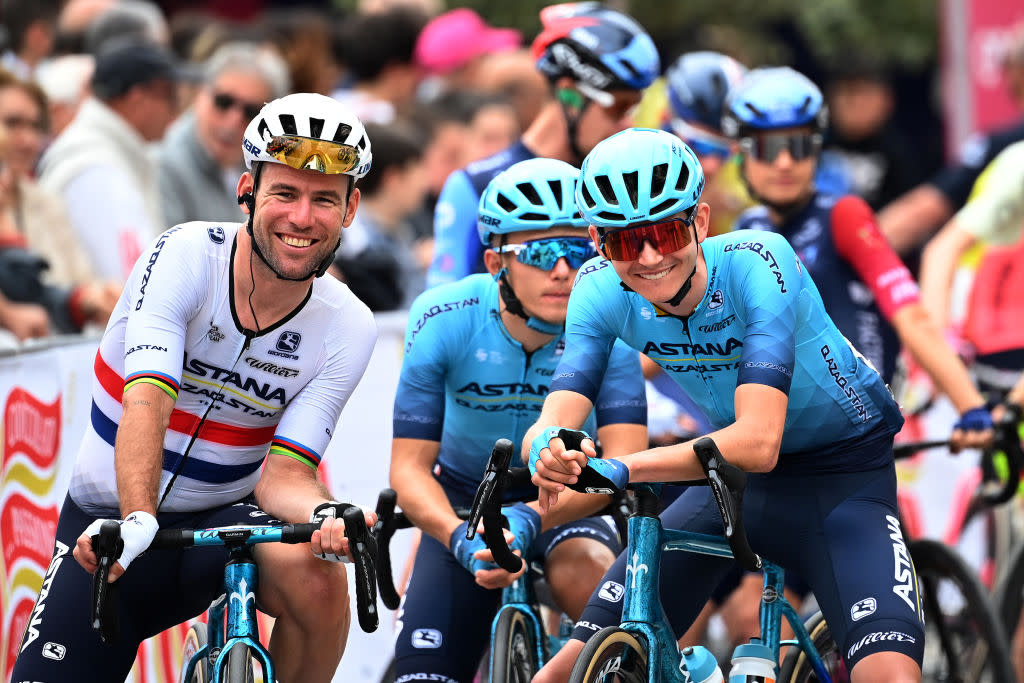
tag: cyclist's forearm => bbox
[390,454,461,546]
[893,303,985,413]
[254,454,332,522]
[918,221,974,329]
[115,383,174,516]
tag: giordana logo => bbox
[277,331,301,353]
[851,597,877,621]
[411,628,442,649]
[42,642,66,660]
[598,581,624,602]
[707,290,724,310]
[207,226,225,244]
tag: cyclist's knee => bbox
[717,574,763,646]
[260,545,350,625]
[545,538,615,619]
[850,651,921,682]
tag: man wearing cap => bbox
[37,39,185,282]
[413,7,522,93]
[425,3,660,288]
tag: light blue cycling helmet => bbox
[666,51,747,132]
[721,66,828,137]
[478,158,588,246]
[576,128,705,229]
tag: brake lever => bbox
[90,520,124,644]
[343,506,379,633]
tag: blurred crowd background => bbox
[0,0,1020,347]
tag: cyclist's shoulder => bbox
[462,140,534,190]
[733,204,773,231]
[407,275,493,334]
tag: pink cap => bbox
[414,8,522,75]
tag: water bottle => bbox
[728,639,776,682]
[680,645,724,683]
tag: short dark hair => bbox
[357,121,424,197]
[332,8,427,83]
[1,0,62,53]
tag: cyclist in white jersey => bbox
[11,93,379,683]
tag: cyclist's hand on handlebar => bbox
[464,526,529,589]
[569,457,630,495]
[528,427,595,512]
[310,502,377,562]
[450,521,499,576]
[950,406,994,453]
[503,502,541,555]
[76,511,158,582]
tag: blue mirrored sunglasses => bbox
[670,118,732,159]
[496,237,598,270]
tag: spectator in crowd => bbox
[472,48,550,132]
[413,7,521,97]
[332,121,429,310]
[465,92,520,162]
[822,59,925,210]
[83,0,170,55]
[51,0,116,55]
[426,3,660,287]
[263,7,341,95]
[0,118,118,338]
[38,40,186,282]
[156,42,290,228]
[879,20,1024,254]
[33,54,94,137]
[0,0,62,80]
[329,6,427,124]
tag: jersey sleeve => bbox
[731,233,801,394]
[426,170,484,288]
[122,226,205,400]
[955,142,1024,247]
[592,340,648,426]
[391,291,453,441]
[550,265,620,402]
[830,195,920,319]
[272,305,377,469]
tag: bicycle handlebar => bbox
[467,439,525,573]
[892,407,1022,508]
[692,437,761,572]
[90,515,382,643]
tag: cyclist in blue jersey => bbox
[724,67,992,447]
[426,2,659,288]
[390,157,648,683]
[527,128,924,682]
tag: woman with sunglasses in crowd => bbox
[389,157,648,683]
[526,126,937,682]
[725,67,991,448]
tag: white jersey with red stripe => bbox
[70,221,377,514]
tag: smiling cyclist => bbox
[527,127,925,682]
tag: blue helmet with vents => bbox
[478,158,588,246]
[721,66,827,137]
[575,128,705,230]
[665,51,747,132]
[532,3,659,101]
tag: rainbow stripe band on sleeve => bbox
[124,371,180,401]
[270,436,322,470]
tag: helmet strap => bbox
[496,268,563,335]
[557,87,593,163]
[664,224,700,307]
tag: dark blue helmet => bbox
[721,66,828,137]
[532,2,659,102]
[665,51,747,132]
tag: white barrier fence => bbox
[0,311,411,683]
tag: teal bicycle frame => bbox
[620,484,831,682]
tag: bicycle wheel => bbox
[911,538,1014,683]
[993,539,1024,681]
[568,626,648,683]
[220,643,255,683]
[182,622,210,683]
[778,612,848,682]
[490,609,541,683]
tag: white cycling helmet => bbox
[242,92,373,179]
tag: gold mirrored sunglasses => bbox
[265,135,362,174]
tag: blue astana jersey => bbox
[393,274,648,502]
[552,230,904,464]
